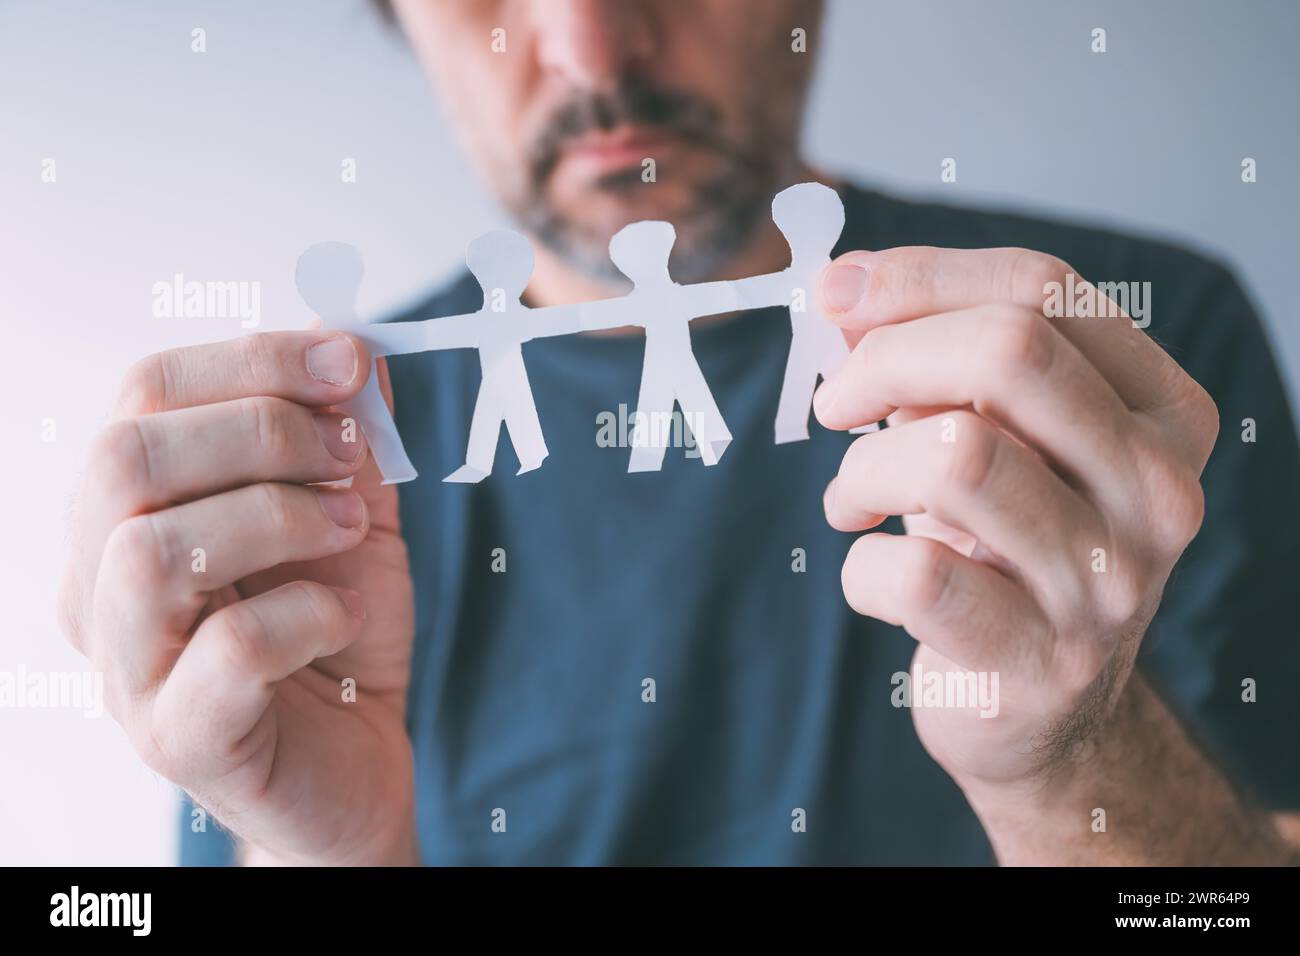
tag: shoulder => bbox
[840,183,1259,379]
[844,184,1239,293]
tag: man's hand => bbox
[810,247,1288,861]
[57,332,418,865]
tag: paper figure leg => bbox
[343,363,418,484]
[501,375,549,476]
[673,355,732,466]
[774,329,820,445]
[627,367,676,474]
[444,377,504,484]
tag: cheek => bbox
[673,8,809,142]
[422,51,528,177]
[397,1,518,124]
[446,93,522,191]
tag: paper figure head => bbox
[295,241,364,323]
[771,182,845,262]
[608,220,676,284]
[466,229,535,300]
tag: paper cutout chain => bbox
[294,182,876,485]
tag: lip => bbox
[558,125,682,176]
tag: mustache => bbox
[527,81,729,185]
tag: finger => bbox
[69,397,368,633]
[112,331,371,419]
[91,484,367,695]
[823,477,887,534]
[814,305,1137,498]
[148,581,364,785]
[97,396,368,522]
[825,411,1100,608]
[841,532,1051,679]
[70,329,368,638]
[816,247,1212,457]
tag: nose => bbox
[531,0,657,91]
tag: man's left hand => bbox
[814,246,1219,800]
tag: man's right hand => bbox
[57,331,418,865]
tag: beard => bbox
[510,78,797,286]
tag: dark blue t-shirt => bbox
[182,185,1300,864]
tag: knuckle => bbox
[236,332,284,387]
[1005,248,1070,307]
[1172,473,1207,548]
[985,308,1056,377]
[243,396,295,461]
[939,412,1001,496]
[254,482,298,539]
[136,711,178,780]
[893,248,939,303]
[55,570,87,652]
[103,513,172,590]
[1161,469,1206,552]
[863,247,936,307]
[215,604,271,678]
[857,324,896,373]
[1099,560,1149,629]
[286,580,339,629]
[1050,640,1111,698]
[1081,535,1149,631]
[839,537,875,614]
[1183,379,1221,465]
[1137,447,1207,552]
[898,538,957,618]
[1195,381,1220,434]
[116,352,171,416]
[91,419,152,500]
[839,430,875,480]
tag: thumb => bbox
[817,256,871,351]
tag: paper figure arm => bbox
[524,302,586,340]
[577,295,640,333]
[681,280,739,319]
[727,269,796,310]
[683,270,791,320]
[350,311,481,358]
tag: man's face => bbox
[393,0,821,283]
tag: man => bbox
[58,0,1300,865]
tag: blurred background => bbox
[2,0,1296,864]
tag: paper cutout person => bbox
[579,221,760,473]
[299,233,584,485]
[428,230,583,483]
[653,183,874,444]
[295,241,418,484]
[767,182,876,443]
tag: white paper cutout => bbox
[434,230,582,483]
[576,221,768,472]
[294,182,869,485]
[764,182,877,443]
[295,241,418,484]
